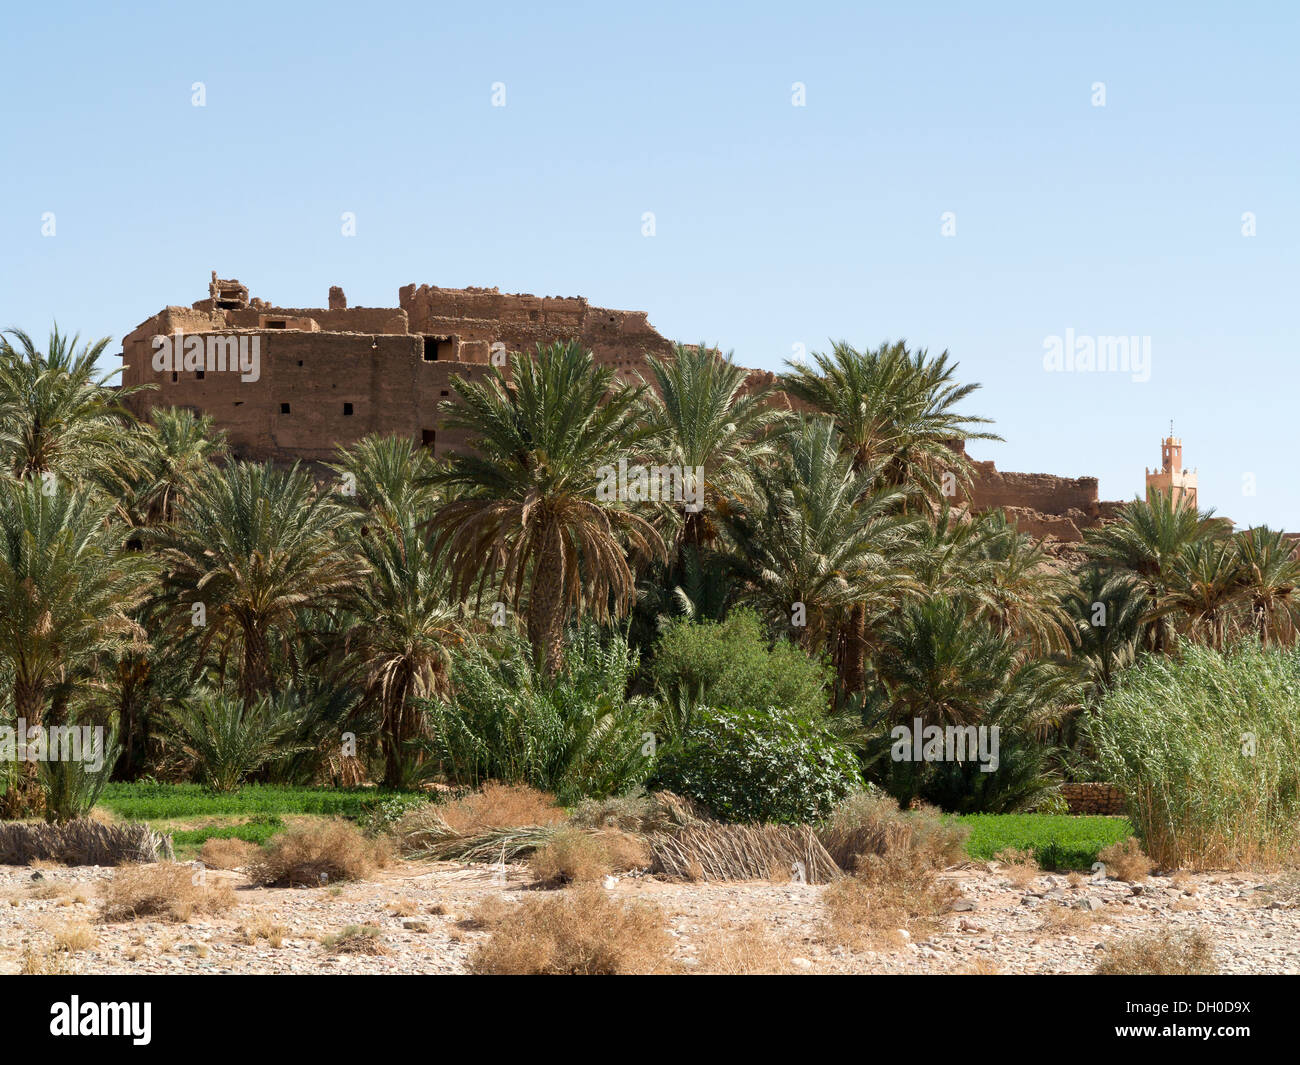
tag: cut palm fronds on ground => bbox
[648,822,840,884]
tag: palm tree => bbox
[906,499,991,588]
[330,433,441,525]
[908,506,1073,654]
[125,407,227,528]
[869,597,1070,730]
[1084,489,1227,652]
[641,343,787,552]
[1235,526,1300,647]
[780,340,999,691]
[343,507,461,785]
[0,326,146,485]
[863,597,1072,812]
[428,341,664,675]
[1061,565,1146,692]
[151,461,364,703]
[781,339,998,502]
[0,478,151,816]
[631,543,735,652]
[1168,538,1246,650]
[722,416,916,669]
[962,511,1075,655]
[162,689,309,793]
[91,408,226,779]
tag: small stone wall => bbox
[1061,783,1126,816]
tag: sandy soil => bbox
[2,861,1296,974]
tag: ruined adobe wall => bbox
[121,321,497,464]
[120,279,1127,529]
[950,444,1126,542]
[399,284,676,367]
[120,307,228,399]
[967,460,1099,517]
[221,305,409,335]
[998,507,1087,543]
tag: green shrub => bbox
[858,601,1068,813]
[359,792,432,834]
[654,705,860,824]
[1032,791,1071,817]
[418,624,656,804]
[650,609,831,726]
[1086,642,1300,868]
[39,725,121,823]
[162,690,308,793]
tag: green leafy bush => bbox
[418,624,656,803]
[359,792,432,834]
[859,600,1068,813]
[1086,642,1300,868]
[654,705,860,823]
[162,690,309,793]
[650,609,831,725]
[39,725,121,824]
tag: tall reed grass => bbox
[1087,643,1300,869]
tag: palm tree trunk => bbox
[382,694,405,787]
[682,507,706,551]
[382,675,422,787]
[114,653,151,781]
[838,603,868,696]
[2,682,46,819]
[241,625,271,705]
[527,524,567,677]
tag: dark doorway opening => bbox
[423,336,453,362]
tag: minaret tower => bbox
[1144,424,1198,506]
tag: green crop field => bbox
[92,783,1133,872]
[97,783,426,823]
[956,813,1133,870]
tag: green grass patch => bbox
[169,814,287,849]
[956,813,1132,870]
[97,782,426,822]
[95,785,1129,872]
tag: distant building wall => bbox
[120,274,1127,540]
[947,443,1123,542]
[120,275,678,465]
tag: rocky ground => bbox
[2,860,1296,975]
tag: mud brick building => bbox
[119,272,1127,541]
[119,273,675,464]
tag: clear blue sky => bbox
[3,1,1296,527]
